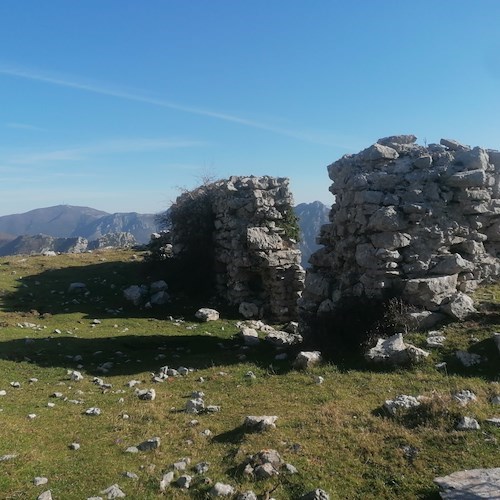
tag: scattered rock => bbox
[123,285,148,306]
[238,327,260,346]
[195,308,220,322]
[254,462,279,479]
[300,489,330,500]
[366,333,429,365]
[194,462,210,474]
[176,475,192,489]
[117,471,134,481]
[453,390,477,406]
[265,329,302,347]
[426,331,446,348]
[209,482,235,496]
[37,491,53,500]
[186,398,205,414]
[244,415,278,432]
[434,468,500,498]
[84,407,101,416]
[293,351,322,370]
[69,370,84,382]
[456,416,480,430]
[137,437,160,451]
[384,395,421,416]
[456,350,482,367]
[136,388,156,401]
[99,484,126,498]
[236,492,258,500]
[33,477,48,486]
[69,443,80,450]
[159,471,175,491]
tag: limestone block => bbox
[430,254,474,275]
[370,232,411,250]
[403,275,458,309]
[367,206,407,232]
[413,155,432,168]
[446,169,487,188]
[355,243,378,269]
[377,134,417,146]
[304,273,330,300]
[354,190,384,205]
[434,468,500,498]
[440,138,469,151]
[359,143,399,161]
[440,293,476,320]
[455,147,489,171]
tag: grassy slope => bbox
[0,250,498,499]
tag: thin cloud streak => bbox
[0,65,353,147]
[6,137,205,165]
[5,122,46,131]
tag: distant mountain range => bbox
[0,205,158,242]
[0,202,330,263]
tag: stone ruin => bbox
[300,135,500,329]
[165,176,305,321]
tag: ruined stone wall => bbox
[170,176,305,321]
[300,135,500,327]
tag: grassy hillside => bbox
[0,250,498,499]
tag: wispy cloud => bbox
[5,122,46,131]
[0,64,355,147]
[6,137,205,165]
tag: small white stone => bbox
[456,416,480,430]
[84,407,101,416]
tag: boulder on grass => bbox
[195,308,220,322]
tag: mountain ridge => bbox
[0,202,330,261]
[0,205,158,244]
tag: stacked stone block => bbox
[300,135,500,324]
[170,176,305,321]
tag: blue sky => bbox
[1,1,500,215]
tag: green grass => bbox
[0,249,498,499]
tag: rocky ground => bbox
[0,249,498,499]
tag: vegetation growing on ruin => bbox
[277,204,301,242]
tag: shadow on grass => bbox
[0,334,237,376]
[0,332,298,376]
[212,425,247,444]
[1,259,241,321]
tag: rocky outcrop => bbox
[168,176,305,321]
[301,136,500,325]
[0,232,136,256]
[87,232,136,250]
[295,201,330,268]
